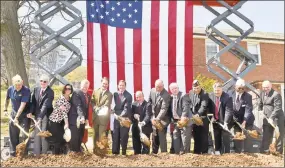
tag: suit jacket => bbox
[208,91,233,124]
[168,92,188,120]
[228,90,255,125]
[258,89,284,120]
[189,89,209,117]
[131,100,152,134]
[30,86,54,120]
[92,88,113,125]
[148,88,171,126]
[113,90,133,119]
[68,89,91,126]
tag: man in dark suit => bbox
[148,79,171,154]
[188,80,209,154]
[208,82,234,154]
[228,79,255,153]
[27,74,54,157]
[112,80,133,155]
[68,79,91,152]
[131,91,152,154]
[168,83,192,154]
[258,80,284,154]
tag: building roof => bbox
[194,27,284,42]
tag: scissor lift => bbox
[194,0,259,95]
[29,1,84,86]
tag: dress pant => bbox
[152,127,168,154]
[173,124,192,154]
[193,118,209,154]
[69,124,85,152]
[33,116,49,156]
[230,123,253,153]
[132,124,151,154]
[260,115,284,154]
[9,114,29,157]
[211,123,231,154]
[112,120,130,155]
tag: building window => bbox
[205,40,219,62]
[247,43,262,65]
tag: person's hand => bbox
[27,113,32,118]
[80,117,85,124]
[134,114,140,120]
[241,121,246,128]
[59,105,66,111]
[139,121,146,127]
[3,110,8,116]
[114,114,119,120]
[193,114,199,118]
[64,124,69,130]
[14,117,19,125]
[151,119,156,125]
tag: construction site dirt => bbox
[1,153,284,167]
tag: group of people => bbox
[4,74,284,158]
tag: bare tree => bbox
[1,1,30,86]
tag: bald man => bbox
[131,91,152,154]
[258,80,284,154]
[228,79,255,153]
[168,83,192,154]
[148,79,171,154]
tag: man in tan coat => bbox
[92,77,113,152]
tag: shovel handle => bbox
[31,118,42,132]
[9,116,29,137]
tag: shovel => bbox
[31,118,52,137]
[207,114,220,155]
[136,117,151,147]
[233,118,259,139]
[214,121,235,137]
[8,115,30,158]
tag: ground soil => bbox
[1,153,284,167]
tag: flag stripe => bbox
[159,1,169,89]
[116,28,125,82]
[141,1,151,100]
[125,29,134,96]
[93,23,102,90]
[87,22,94,90]
[133,29,142,98]
[168,1,177,90]
[150,1,160,88]
[176,1,186,93]
[108,26,117,93]
[184,1,193,92]
[101,24,109,81]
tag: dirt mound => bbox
[2,153,283,167]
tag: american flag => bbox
[86,0,193,99]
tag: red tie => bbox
[117,93,122,103]
[215,97,220,120]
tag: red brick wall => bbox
[193,38,284,84]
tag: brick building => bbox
[193,27,284,111]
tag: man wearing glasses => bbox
[228,78,254,153]
[27,74,54,157]
[3,75,31,157]
[208,82,233,154]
